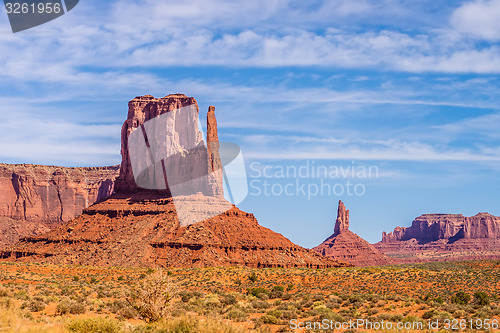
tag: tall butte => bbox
[313,200,393,266]
[1,94,349,268]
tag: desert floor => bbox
[0,260,499,332]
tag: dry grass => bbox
[0,260,498,332]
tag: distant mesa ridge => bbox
[380,212,500,242]
[313,200,393,267]
[375,212,500,263]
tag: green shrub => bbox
[269,286,284,299]
[0,288,10,297]
[224,308,248,321]
[261,314,280,325]
[247,287,268,297]
[474,292,489,306]
[281,310,298,320]
[108,300,127,314]
[272,286,284,292]
[250,300,271,310]
[434,296,444,304]
[67,318,123,333]
[118,306,137,320]
[422,309,438,319]
[248,272,258,283]
[15,291,29,301]
[56,297,86,315]
[267,309,282,319]
[23,300,45,312]
[179,291,204,303]
[220,294,237,306]
[127,270,177,322]
[451,291,470,305]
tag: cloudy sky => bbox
[1,0,500,245]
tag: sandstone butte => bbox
[374,213,500,263]
[0,164,119,247]
[1,94,350,269]
[313,200,394,266]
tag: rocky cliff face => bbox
[0,164,119,246]
[313,201,393,267]
[375,212,500,263]
[1,94,350,269]
[380,213,500,243]
[114,94,222,196]
[0,164,119,224]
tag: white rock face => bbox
[117,94,231,226]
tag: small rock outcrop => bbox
[0,217,50,249]
[333,200,349,236]
[375,212,500,263]
[313,200,393,266]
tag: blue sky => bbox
[1,0,500,246]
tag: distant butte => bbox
[313,200,394,266]
[374,212,500,263]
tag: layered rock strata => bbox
[375,213,500,263]
[0,164,119,245]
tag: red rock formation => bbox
[206,106,223,196]
[313,200,393,266]
[1,192,348,268]
[1,94,350,269]
[333,200,349,236]
[375,212,500,263]
[114,94,222,196]
[0,164,119,246]
[0,164,118,224]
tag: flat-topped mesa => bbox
[333,200,349,236]
[114,94,223,196]
[375,211,500,264]
[380,212,500,243]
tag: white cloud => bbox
[451,0,500,41]
[243,140,500,162]
[1,1,500,77]
[0,105,121,166]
